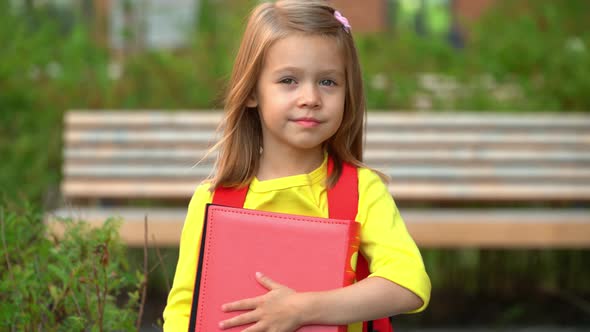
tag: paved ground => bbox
[140,326,589,332]
[400,328,589,332]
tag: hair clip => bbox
[334,10,351,33]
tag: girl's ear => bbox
[246,93,258,108]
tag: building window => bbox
[109,0,199,51]
[390,0,463,47]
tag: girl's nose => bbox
[297,83,321,109]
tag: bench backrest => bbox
[62,111,590,205]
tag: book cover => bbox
[188,204,361,332]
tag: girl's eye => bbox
[320,79,337,86]
[279,78,296,84]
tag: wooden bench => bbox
[49,111,590,248]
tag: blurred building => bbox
[28,0,496,51]
[330,0,494,33]
[91,0,199,52]
[330,0,388,33]
[453,0,495,21]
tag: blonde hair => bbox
[210,0,367,190]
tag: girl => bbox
[163,1,431,331]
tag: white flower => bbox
[29,66,41,80]
[46,62,63,79]
[371,73,388,91]
[566,37,585,53]
[108,62,123,80]
[413,93,433,110]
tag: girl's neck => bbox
[256,147,324,181]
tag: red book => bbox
[188,204,361,332]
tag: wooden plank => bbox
[65,148,213,161]
[363,149,590,162]
[66,111,590,128]
[63,162,590,175]
[388,183,590,201]
[64,130,588,144]
[48,207,186,247]
[63,142,590,154]
[64,147,590,163]
[64,141,216,150]
[364,132,589,145]
[61,180,199,198]
[47,207,590,248]
[64,130,218,144]
[366,111,590,127]
[60,180,590,201]
[62,163,590,182]
[66,110,222,127]
[403,208,590,248]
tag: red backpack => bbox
[213,158,393,332]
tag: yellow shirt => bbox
[163,158,431,331]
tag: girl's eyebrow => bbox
[318,69,345,78]
[271,66,304,76]
[272,66,344,77]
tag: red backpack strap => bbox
[212,185,248,207]
[326,157,358,220]
[326,158,392,332]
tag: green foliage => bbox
[0,2,110,208]
[360,0,590,111]
[467,0,590,110]
[0,205,140,331]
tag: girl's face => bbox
[248,33,346,158]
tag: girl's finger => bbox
[222,296,261,311]
[219,310,259,330]
[241,322,267,332]
[255,271,283,290]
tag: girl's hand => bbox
[219,272,307,331]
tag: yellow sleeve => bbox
[356,168,431,313]
[163,183,213,331]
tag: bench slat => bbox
[61,180,590,201]
[64,147,590,163]
[66,111,590,129]
[66,111,222,127]
[63,164,590,182]
[47,207,590,248]
[65,130,589,145]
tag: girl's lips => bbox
[293,118,321,128]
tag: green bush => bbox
[0,204,141,331]
[467,0,590,110]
